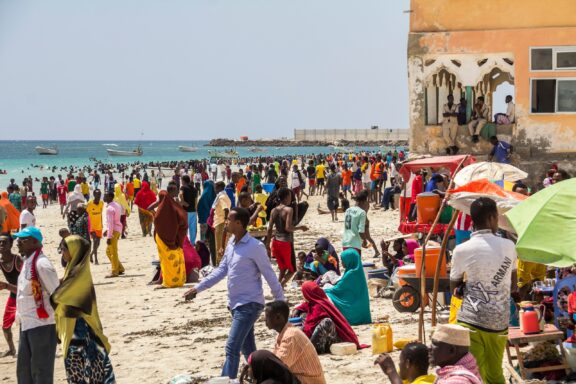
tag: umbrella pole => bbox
[431,209,458,327]
[418,156,469,342]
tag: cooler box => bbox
[262,183,275,193]
[416,192,441,224]
[413,246,447,278]
[396,264,416,286]
[362,262,376,281]
[368,268,389,280]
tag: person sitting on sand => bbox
[375,341,435,384]
[266,187,308,287]
[324,249,372,326]
[303,237,340,277]
[51,235,116,383]
[241,301,326,384]
[293,282,364,354]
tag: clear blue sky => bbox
[0,0,410,141]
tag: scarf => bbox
[197,181,216,224]
[299,281,365,348]
[30,249,49,319]
[324,249,372,325]
[153,191,188,249]
[68,184,85,204]
[315,237,340,273]
[50,235,110,357]
[134,181,156,209]
[114,184,131,216]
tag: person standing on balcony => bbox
[442,94,459,155]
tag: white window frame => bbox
[530,46,576,71]
[530,77,576,115]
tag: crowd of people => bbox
[0,149,573,384]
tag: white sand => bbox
[0,195,432,383]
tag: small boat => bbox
[208,149,239,159]
[35,146,59,155]
[102,143,118,147]
[107,146,143,157]
[178,145,199,152]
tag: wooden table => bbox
[505,324,570,383]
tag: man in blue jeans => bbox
[184,207,285,379]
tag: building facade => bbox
[294,128,408,142]
[408,0,576,159]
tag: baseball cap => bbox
[431,324,471,347]
[12,227,43,243]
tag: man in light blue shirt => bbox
[184,207,285,380]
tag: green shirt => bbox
[342,206,366,250]
[40,182,49,194]
[67,180,77,192]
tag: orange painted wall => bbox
[411,0,576,32]
[411,26,576,152]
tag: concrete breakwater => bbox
[207,138,408,147]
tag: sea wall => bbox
[206,138,408,147]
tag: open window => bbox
[531,79,576,113]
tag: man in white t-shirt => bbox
[210,163,218,181]
[450,197,518,384]
[19,196,37,229]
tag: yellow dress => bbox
[155,234,186,288]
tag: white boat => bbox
[178,145,199,152]
[106,146,143,157]
[102,143,118,147]
[208,149,239,159]
[35,146,59,155]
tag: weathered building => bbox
[408,0,576,166]
[294,128,408,143]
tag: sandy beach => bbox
[0,194,428,384]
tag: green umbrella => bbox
[505,178,576,267]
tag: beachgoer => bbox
[488,136,513,164]
[19,196,37,230]
[375,342,435,384]
[113,184,130,239]
[68,203,90,243]
[57,181,67,215]
[342,190,379,258]
[51,235,115,383]
[494,95,515,125]
[184,207,285,379]
[553,169,571,184]
[315,160,326,196]
[294,282,363,354]
[442,94,459,155]
[198,180,216,244]
[238,192,263,226]
[324,248,371,325]
[468,96,488,143]
[152,183,188,288]
[430,324,482,384]
[341,163,352,198]
[325,164,342,222]
[240,350,299,384]
[262,300,326,384]
[180,175,199,243]
[211,181,231,265]
[266,187,308,287]
[303,238,340,277]
[103,191,125,278]
[306,160,317,196]
[63,184,86,221]
[8,186,22,212]
[0,192,20,233]
[0,233,22,357]
[86,189,104,264]
[134,181,156,237]
[40,177,49,208]
[13,227,59,384]
[450,197,517,383]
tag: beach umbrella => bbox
[447,179,528,232]
[454,161,528,187]
[505,178,576,267]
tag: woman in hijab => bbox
[294,281,365,354]
[240,350,299,384]
[0,192,20,232]
[68,203,91,243]
[197,180,216,241]
[304,238,340,277]
[134,181,156,237]
[114,184,130,238]
[152,184,188,288]
[62,185,86,220]
[324,249,371,325]
[51,235,115,383]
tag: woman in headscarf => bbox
[197,180,216,242]
[134,181,156,237]
[0,192,20,232]
[68,203,91,243]
[324,249,371,325]
[304,238,340,277]
[240,350,299,384]
[293,281,365,354]
[62,185,86,220]
[50,235,115,383]
[114,184,130,238]
[152,184,188,288]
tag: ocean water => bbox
[0,140,403,190]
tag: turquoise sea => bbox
[0,140,403,191]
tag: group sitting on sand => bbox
[0,151,573,384]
